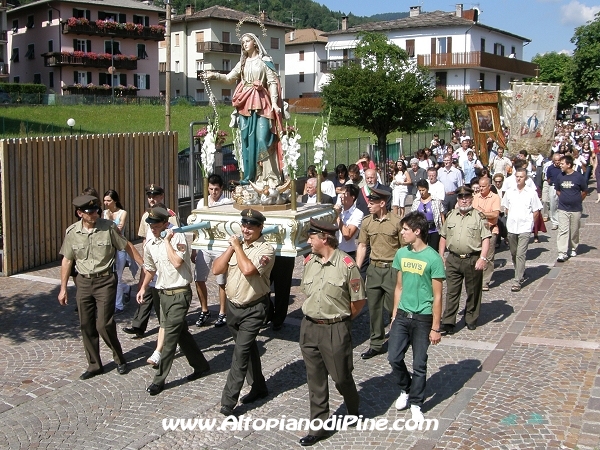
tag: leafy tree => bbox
[437,92,469,131]
[321,32,438,173]
[570,12,600,103]
[528,52,577,111]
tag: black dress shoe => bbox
[361,348,384,360]
[466,323,477,331]
[441,324,455,335]
[79,368,103,380]
[117,363,128,375]
[186,367,210,381]
[220,405,236,416]
[240,389,268,404]
[299,435,324,446]
[146,383,164,396]
[122,327,143,338]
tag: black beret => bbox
[145,206,170,223]
[308,218,338,236]
[240,208,266,226]
[367,187,391,201]
[73,195,100,209]
[456,185,474,196]
[145,184,165,195]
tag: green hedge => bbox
[0,83,46,94]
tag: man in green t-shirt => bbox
[389,212,446,425]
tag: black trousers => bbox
[221,296,269,408]
[75,273,125,371]
[300,318,359,435]
[268,255,295,327]
[131,286,160,332]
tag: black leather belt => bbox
[371,260,392,268]
[396,309,433,321]
[305,316,349,325]
[158,285,190,295]
[80,269,112,279]
[448,250,480,259]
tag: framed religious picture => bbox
[476,109,495,133]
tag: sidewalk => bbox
[0,196,599,449]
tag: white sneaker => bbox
[147,350,161,367]
[395,390,409,410]
[410,404,424,424]
[569,250,577,258]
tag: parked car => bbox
[178,144,240,197]
[0,90,11,104]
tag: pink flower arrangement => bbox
[196,127,228,146]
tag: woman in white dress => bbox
[391,160,410,218]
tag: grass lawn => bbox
[0,103,455,172]
[0,103,387,150]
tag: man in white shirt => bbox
[501,168,542,292]
[415,167,445,202]
[192,174,233,328]
[334,184,364,263]
[503,160,536,192]
[490,147,512,177]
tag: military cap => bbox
[456,185,474,196]
[145,184,165,195]
[240,208,266,226]
[367,187,391,201]
[73,195,100,210]
[145,206,170,223]
[308,218,338,236]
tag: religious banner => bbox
[506,82,560,157]
[464,92,505,166]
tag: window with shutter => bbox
[49,72,54,88]
[25,44,34,60]
[120,74,127,86]
[26,15,34,29]
[11,48,19,62]
[33,73,41,84]
[48,40,53,53]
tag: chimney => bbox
[289,31,294,41]
[341,16,348,30]
[409,6,421,17]
[185,4,194,16]
[260,11,266,22]
[455,4,463,17]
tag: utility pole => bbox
[165,0,172,131]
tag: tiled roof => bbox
[285,28,327,45]
[325,10,530,42]
[171,5,289,30]
[8,0,164,14]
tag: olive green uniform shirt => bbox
[440,208,491,254]
[301,249,366,320]
[60,218,127,275]
[226,237,275,307]
[357,212,403,261]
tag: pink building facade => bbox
[7,0,165,96]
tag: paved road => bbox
[0,195,599,449]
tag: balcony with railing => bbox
[62,18,165,42]
[196,41,241,54]
[0,30,7,42]
[320,58,360,73]
[417,51,538,76]
[0,62,8,77]
[43,52,137,70]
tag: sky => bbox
[319,0,600,61]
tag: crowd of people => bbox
[55,116,596,446]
